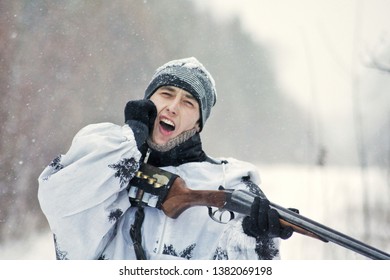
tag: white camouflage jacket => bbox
[38,122,280,260]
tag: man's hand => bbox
[242,196,293,240]
[124,99,157,148]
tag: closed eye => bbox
[183,93,197,107]
[160,91,173,98]
[183,99,195,107]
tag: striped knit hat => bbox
[144,57,217,131]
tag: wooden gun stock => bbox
[161,176,324,241]
[161,177,227,218]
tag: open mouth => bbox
[160,118,175,132]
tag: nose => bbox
[166,96,180,115]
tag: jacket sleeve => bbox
[213,159,281,260]
[38,123,141,259]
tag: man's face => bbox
[149,86,200,145]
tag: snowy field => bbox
[0,164,389,260]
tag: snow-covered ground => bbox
[0,165,389,260]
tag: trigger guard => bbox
[208,207,235,224]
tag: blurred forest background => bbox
[0,0,389,259]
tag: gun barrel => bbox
[271,202,390,260]
[226,189,390,260]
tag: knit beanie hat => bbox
[144,57,217,131]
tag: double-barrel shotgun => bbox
[127,163,390,260]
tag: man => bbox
[38,57,292,260]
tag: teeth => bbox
[161,118,175,127]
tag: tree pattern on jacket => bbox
[53,234,68,260]
[255,238,279,260]
[50,155,64,171]
[108,157,139,188]
[163,243,196,259]
[213,247,229,260]
[108,209,123,223]
[41,155,64,181]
